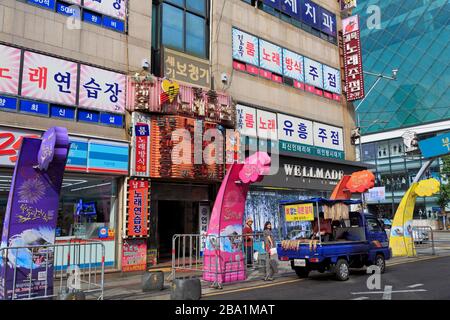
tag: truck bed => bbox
[277,240,370,260]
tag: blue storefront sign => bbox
[418,132,450,158]
[66,139,89,171]
[0,96,17,111]
[28,0,56,10]
[301,0,321,30]
[78,109,100,123]
[100,113,124,127]
[19,100,49,116]
[102,16,125,32]
[83,10,103,26]
[51,105,76,120]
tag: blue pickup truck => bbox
[277,198,391,281]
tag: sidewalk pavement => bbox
[102,253,450,300]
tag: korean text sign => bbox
[21,51,78,105]
[127,180,149,237]
[285,203,315,222]
[79,65,126,114]
[0,44,21,95]
[83,0,127,20]
[122,238,147,272]
[232,28,259,66]
[342,15,365,101]
[313,122,344,151]
[163,48,210,88]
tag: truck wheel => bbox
[334,259,349,281]
[294,267,310,278]
[374,254,386,274]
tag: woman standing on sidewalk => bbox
[263,221,276,281]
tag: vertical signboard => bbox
[341,0,357,11]
[0,45,21,96]
[131,112,151,177]
[199,203,210,254]
[342,15,365,101]
[127,179,149,237]
[79,65,126,114]
[232,28,259,66]
[21,51,78,105]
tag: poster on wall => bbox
[232,28,259,66]
[21,51,78,105]
[127,179,149,237]
[121,238,147,272]
[83,0,127,20]
[0,44,21,95]
[79,65,126,114]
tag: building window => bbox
[158,0,209,59]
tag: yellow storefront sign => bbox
[285,203,314,222]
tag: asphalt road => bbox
[203,255,450,300]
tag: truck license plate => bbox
[294,259,306,267]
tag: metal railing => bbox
[171,233,269,288]
[412,226,435,256]
[0,240,105,300]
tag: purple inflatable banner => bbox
[0,127,69,299]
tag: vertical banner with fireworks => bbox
[0,127,69,299]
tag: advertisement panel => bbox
[127,180,149,237]
[323,65,341,94]
[342,15,365,101]
[21,51,78,105]
[256,109,277,140]
[84,0,127,20]
[304,57,323,88]
[259,39,283,74]
[313,122,344,151]
[0,45,21,95]
[285,203,315,222]
[79,65,126,114]
[232,28,259,66]
[277,113,314,146]
[236,104,257,138]
[121,238,147,272]
[282,48,304,82]
[341,0,357,11]
[365,187,386,202]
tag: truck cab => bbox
[277,198,391,281]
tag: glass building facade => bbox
[354,0,449,220]
[354,0,449,134]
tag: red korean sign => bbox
[342,15,365,101]
[122,238,147,272]
[127,179,149,237]
[0,44,21,95]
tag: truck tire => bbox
[334,259,349,281]
[294,267,310,278]
[374,254,386,274]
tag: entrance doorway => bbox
[157,201,186,260]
